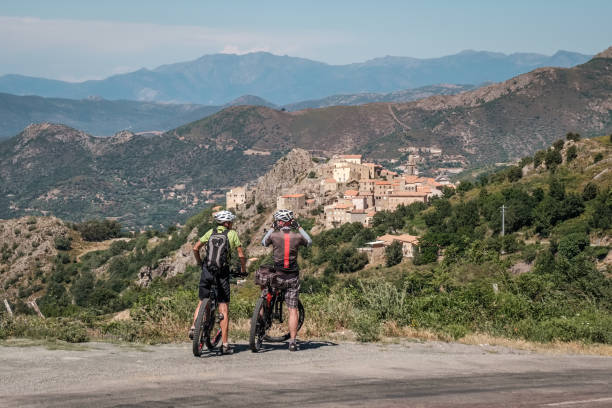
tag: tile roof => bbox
[344,189,359,196]
[377,234,420,245]
[282,193,305,198]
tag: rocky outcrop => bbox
[252,148,314,206]
[138,228,199,286]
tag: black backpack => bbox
[205,229,230,274]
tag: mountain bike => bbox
[249,273,305,352]
[192,270,244,357]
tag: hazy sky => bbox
[1,0,611,81]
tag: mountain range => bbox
[0,50,591,105]
[1,47,610,228]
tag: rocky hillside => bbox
[0,216,72,304]
[0,123,281,228]
[1,48,610,227]
[283,84,477,111]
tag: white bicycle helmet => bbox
[214,210,236,224]
[273,209,294,222]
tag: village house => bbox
[377,234,420,258]
[321,178,338,195]
[324,203,353,228]
[226,186,249,209]
[386,191,428,210]
[277,193,306,211]
[337,154,362,165]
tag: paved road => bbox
[1,340,611,407]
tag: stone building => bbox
[377,234,420,258]
[226,186,249,210]
[277,193,306,211]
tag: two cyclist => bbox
[190,210,246,355]
[261,209,312,351]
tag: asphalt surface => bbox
[0,340,611,407]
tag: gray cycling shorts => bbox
[266,273,300,309]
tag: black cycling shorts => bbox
[198,264,231,303]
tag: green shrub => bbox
[582,182,598,201]
[593,153,603,163]
[566,145,577,162]
[53,236,72,251]
[352,310,381,342]
[75,219,122,242]
[557,233,589,259]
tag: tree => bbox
[553,139,565,151]
[566,132,581,142]
[582,182,598,201]
[54,236,72,251]
[507,166,523,182]
[558,233,589,259]
[589,189,612,230]
[71,271,95,307]
[548,177,566,201]
[566,145,577,162]
[533,150,546,168]
[385,241,403,267]
[545,149,562,170]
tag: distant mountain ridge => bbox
[0,50,591,105]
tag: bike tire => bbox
[249,297,266,352]
[265,300,305,343]
[192,298,211,357]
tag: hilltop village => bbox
[225,153,454,259]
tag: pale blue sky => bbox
[1,0,611,81]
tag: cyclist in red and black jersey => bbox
[261,209,312,351]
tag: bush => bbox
[593,153,603,163]
[566,145,577,162]
[53,236,72,251]
[582,182,598,201]
[507,166,522,182]
[75,219,122,242]
[352,310,381,342]
[566,132,581,142]
[330,247,368,273]
[545,149,562,169]
[557,233,589,259]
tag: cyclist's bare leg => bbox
[218,302,229,343]
[288,307,298,341]
[191,300,202,328]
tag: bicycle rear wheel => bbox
[249,297,267,352]
[265,300,305,343]
[192,298,211,357]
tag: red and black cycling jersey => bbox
[262,227,311,273]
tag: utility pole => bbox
[500,205,506,254]
[3,299,13,317]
